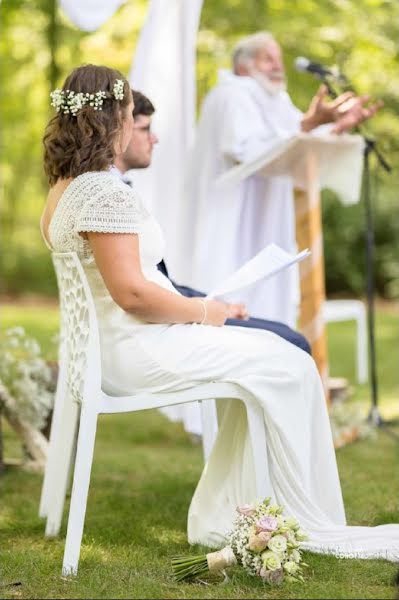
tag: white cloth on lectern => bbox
[59,0,126,31]
[128,0,204,434]
[175,70,306,326]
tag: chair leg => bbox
[62,405,98,577]
[246,400,273,501]
[39,366,68,518]
[45,397,80,537]
[200,399,218,463]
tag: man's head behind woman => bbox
[43,64,133,186]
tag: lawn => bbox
[1,303,398,599]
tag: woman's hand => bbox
[200,299,229,327]
[225,302,249,320]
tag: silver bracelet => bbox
[198,299,207,325]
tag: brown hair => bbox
[132,90,155,118]
[43,65,132,186]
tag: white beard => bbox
[249,69,287,96]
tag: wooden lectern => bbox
[216,132,365,393]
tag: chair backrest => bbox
[52,252,102,406]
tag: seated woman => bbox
[40,65,398,562]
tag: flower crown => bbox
[50,79,125,116]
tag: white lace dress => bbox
[47,171,399,561]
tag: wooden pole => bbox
[294,151,329,400]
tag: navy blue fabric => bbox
[157,261,311,355]
[224,316,311,355]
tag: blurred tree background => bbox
[1,0,398,299]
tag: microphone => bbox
[294,57,346,82]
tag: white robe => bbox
[175,70,304,326]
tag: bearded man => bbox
[177,31,379,326]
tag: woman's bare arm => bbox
[87,231,227,326]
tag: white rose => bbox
[261,550,282,571]
[267,534,288,554]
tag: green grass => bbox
[1,303,398,599]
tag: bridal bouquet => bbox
[172,498,308,585]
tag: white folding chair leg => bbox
[246,400,273,501]
[39,364,68,518]
[62,405,98,576]
[45,398,80,537]
[200,399,218,462]
[357,309,368,384]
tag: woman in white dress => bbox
[41,65,398,563]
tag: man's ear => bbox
[235,64,249,76]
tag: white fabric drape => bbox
[59,0,127,31]
[128,0,203,276]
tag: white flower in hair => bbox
[50,80,124,116]
[50,89,65,112]
[68,92,86,115]
[113,79,124,100]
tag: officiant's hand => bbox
[225,303,249,320]
[301,85,356,131]
[331,95,383,133]
[302,85,382,133]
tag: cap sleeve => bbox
[76,174,145,234]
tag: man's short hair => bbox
[232,31,276,73]
[132,90,155,118]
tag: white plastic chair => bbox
[39,252,271,576]
[323,299,368,384]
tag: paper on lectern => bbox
[214,132,365,204]
[207,243,310,299]
[215,135,295,189]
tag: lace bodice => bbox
[48,170,153,261]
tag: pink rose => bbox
[256,515,278,533]
[236,504,255,517]
[247,531,272,553]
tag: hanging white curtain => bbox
[128,0,204,278]
[59,0,127,32]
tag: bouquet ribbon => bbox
[207,547,237,572]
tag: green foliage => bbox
[322,186,399,299]
[1,0,398,297]
[1,248,56,296]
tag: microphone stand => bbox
[315,72,396,434]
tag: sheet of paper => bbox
[207,243,310,299]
